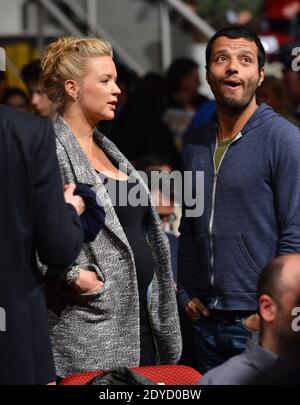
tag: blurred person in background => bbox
[283,68,300,122]
[21,59,56,120]
[265,0,300,39]
[136,155,178,279]
[99,63,137,137]
[2,87,30,112]
[184,0,263,33]
[257,75,300,125]
[111,73,180,168]
[278,43,300,123]
[41,37,182,378]
[164,57,209,151]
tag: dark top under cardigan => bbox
[99,172,156,365]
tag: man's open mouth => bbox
[222,79,242,89]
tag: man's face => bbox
[206,36,264,111]
[181,67,200,96]
[28,82,54,117]
[151,189,176,231]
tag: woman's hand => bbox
[72,269,104,293]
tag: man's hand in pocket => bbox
[185,297,210,320]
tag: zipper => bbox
[208,132,242,308]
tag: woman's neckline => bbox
[96,170,129,182]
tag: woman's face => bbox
[77,56,121,122]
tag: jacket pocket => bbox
[213,233,259,293]
[236,234,260,274]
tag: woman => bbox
[41,37,182,378]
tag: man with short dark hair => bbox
[21,59,56,120]
[178,27,300,373]
[198,254,300,385]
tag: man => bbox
[21,59,56,120]
[198,254,300,384]
[178,27,300,373]
[0,105,83,384]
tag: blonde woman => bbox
[41,37,182,378]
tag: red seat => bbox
[59,364,201,385]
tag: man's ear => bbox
[205,68,210,85]
[65,80,79,101]
[259,294,277,323]
[258,66,265,87]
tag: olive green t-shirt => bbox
[214,138,234,172]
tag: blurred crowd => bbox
[1,4,300,384]
[0,0,299,281]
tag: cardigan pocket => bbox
[76,263,106,300]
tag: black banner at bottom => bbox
[0,385,299,402]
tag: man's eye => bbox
[242,57,252,63]
[216,56,227,62]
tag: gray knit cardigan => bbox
[46,115,182,377]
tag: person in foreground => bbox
[41,37,182,378]
[199,254,300,385]
[178,27,300,373]
[0,105,84,384]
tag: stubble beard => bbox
[214,78,260,111]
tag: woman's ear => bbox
[65,80,78,101]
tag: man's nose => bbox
[31,94,39,105]
[226,59,239,74]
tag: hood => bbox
[241,103,279,135]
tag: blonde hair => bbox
[41,37,113,113]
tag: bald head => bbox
[258,254,300,303]
[280,254,300,290]
[258,254,300,356]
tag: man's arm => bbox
[33,120,83,276]
[177,147,209,317]
[272,124,300,254]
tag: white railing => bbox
[24,0,215,74]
